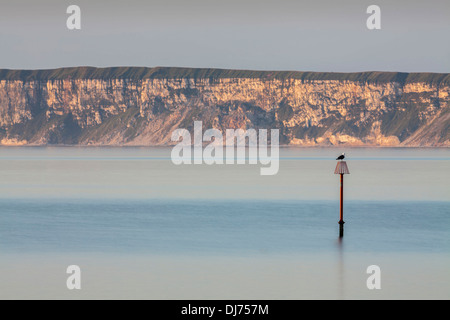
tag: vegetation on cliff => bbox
[1,67,449,85]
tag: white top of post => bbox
[334,161,350,174]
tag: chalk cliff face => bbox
[0,67,448,146]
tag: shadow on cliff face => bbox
[46,113,82,145]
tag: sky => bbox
[0,0,449,72]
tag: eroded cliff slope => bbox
[0,67,448,146]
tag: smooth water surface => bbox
[0,147,448,299]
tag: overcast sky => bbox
[0,0,449,72]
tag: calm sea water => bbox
[0,147,449,299]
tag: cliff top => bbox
[0,66,449,85]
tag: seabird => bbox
[336,152,345,160]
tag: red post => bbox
[339,173,345,237]
[340,174,344,222]
[334,161,349,237]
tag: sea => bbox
[0,147,449,299]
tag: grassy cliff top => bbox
[0,66,449,85]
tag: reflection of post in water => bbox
[334,160,350,237]
[337,236,344,299]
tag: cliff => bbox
[0,67,448,146]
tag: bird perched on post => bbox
[336,152,345,160]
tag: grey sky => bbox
[0,0,449,72]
